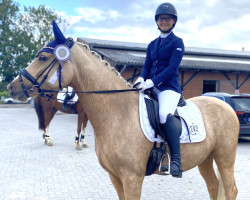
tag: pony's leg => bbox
[43,126,53,146]
[122,175,144,200]
[75,115,83,150]
[109,173,125,200]
[109,173,144,200]
[80,126,88,148]
[214,153,238,200]
[43,105,57,147]
[198,153,218,200]
[81,113,88,148]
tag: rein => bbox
[43,82,141,99]
[38,87,140,103]
[42,88,140,94]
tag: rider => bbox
[135,2,185,178]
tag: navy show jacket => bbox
[140,32,184,93]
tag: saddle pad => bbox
[139,92,206,143]
[57,86,78,104]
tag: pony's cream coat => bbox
[8,42,239,200]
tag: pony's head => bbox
[8,20,76,101]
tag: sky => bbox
[14,0,250,52]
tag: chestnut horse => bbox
[34,94,88,150]
[8,22,239,200]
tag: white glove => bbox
[138,79,154,91]
[134,77,144,88]
[135,77,144,85]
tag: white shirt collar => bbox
[160,31,172,38]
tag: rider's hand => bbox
[134,77,144,88]
[138,79,154,91]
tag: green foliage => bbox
[0,90,8,97]
[20,5,69,50]
[0,0,70,91]
[0,0,20,84]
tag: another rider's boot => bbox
[161,113,183,178]
[62,94,70,111]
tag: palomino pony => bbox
[8,21,239,200]
[34,93,88,150]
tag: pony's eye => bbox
[39,55,48,62]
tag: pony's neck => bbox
[70,46,137,130]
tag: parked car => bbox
[3,97,30,104]
[202,92,250,137]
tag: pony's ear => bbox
[52,20,66,44]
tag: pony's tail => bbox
[217,168,226,200]
[34,96,46,131]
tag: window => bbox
[203,80,235,94]
[203,80,217,93]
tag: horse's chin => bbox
[10,92,28,102]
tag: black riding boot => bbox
[62,94,70,111]
[161,114,182,178]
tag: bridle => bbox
[19,37,74,98]
[18,37,140,99]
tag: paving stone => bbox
[0,105,249,199]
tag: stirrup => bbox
[158,153,171,175]
[161,161,183,178]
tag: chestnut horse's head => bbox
[7,20,75,101]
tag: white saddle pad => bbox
[139,92,206,143]
[57,86,78,104]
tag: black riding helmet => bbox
[155,3,178,33]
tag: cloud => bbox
[49,0,250,51]
[76,7,121,24]
[76,25,158,43]
[77,7,105,23]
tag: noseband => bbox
[19,38,74,98]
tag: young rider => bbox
[135,2,185,178]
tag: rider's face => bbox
[156,14,176,32]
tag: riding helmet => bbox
[155,2,178,23]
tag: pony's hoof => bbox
[44,140,53,146]
[82,144,88,148]
[47,142,53,146]
[76,146,82,150]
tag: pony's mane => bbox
[76,42,132,88]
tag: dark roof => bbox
[181,55,250,72]
[94,48,145,66]
[77,37,250,72]
[77,37,147,51]
[202,92,250,97]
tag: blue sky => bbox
[14,0,250,51]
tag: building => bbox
[77,37,250,99]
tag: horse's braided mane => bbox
[76,42,132,88]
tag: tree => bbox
[0,0,20,85]
[0,1,70,89]
[19,5,69,50]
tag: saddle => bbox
[144,90,186,176]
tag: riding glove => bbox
[135,77,144,84]
[134,77,145,88]
[138,79,154,91]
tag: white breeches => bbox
[157,90,181,124]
